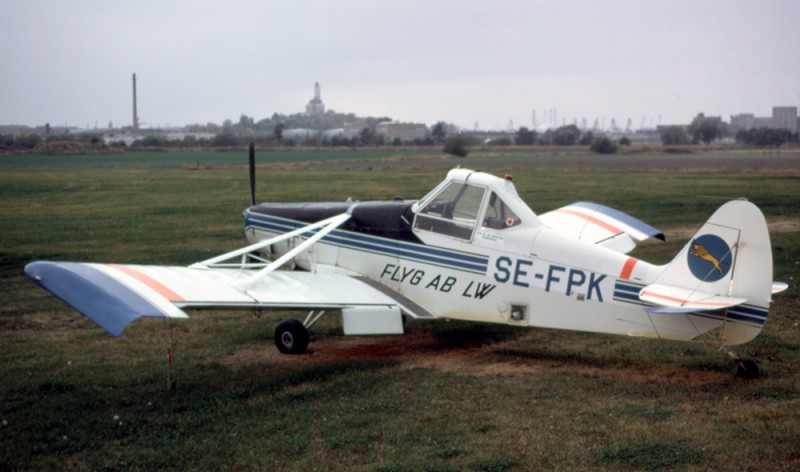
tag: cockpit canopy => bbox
[411,168,540,241]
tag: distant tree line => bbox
[0,132,106,152]
[0,124,629,154]
[448,125,631,156]
[659,114,799,146]
[0,133,43,150]
[4,109,797,154]
[217,111,393,138]
[0,129,436,152]
[735,127,798,146]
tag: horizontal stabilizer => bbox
[539,201,664,254]
[647,306,712,315]
[772,282,789,294]
[639,283,746,312]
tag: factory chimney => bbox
[132,73,139,131]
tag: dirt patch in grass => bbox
[219,331,449,369]
[219,329,732,388]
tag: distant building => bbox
[729,113,757,133]
[342,122,365,139]
[0,125,32,135]
[281,128,342,142]
[375,122,428,142]
[341,121,428,142]
[164,132,215,142]
[730,106,798,133]
[772,106,798,133]
[305,82,325,115]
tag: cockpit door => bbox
[473,191,538,253]
[412,181,487,243]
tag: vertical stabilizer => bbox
[646,200,773,345]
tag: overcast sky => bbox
[1,0,798,131]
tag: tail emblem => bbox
[687,234,733,282]
[689,244,724,276]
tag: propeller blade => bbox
[248,139,256,206]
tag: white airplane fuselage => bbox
[243,170,767,346]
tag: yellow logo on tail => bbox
[689,244,724,277]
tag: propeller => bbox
[248,139,256,207]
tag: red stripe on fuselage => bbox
[619,257,637,280]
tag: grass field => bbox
[0,149,441,169]
[2,150,799,470]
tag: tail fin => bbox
[641,200,773,345]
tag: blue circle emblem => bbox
[687,234,732,282]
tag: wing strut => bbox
[192,212,352,269]
[238,212,351,286]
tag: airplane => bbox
[25,146,788,377]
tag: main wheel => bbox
[274,319,309,355]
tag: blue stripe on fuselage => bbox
[612,280,767,326]
[725,305,768,325]
[244,212,489,274]
[613,280,645,304]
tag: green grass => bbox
[0,149,440,168]
[1,150,799,470]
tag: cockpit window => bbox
[414,182,486,240]
[482,192,521,230]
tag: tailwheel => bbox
[274,319,309,355]
[720,346,760,378]
[736,359,760,379]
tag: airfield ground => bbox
[297,147,800,172]
[1,147,799,470]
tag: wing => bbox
[539,201,664,254]
[25,261,423,336]
[25,212,434,336]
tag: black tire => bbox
[274,319,309,355]
[736,359,760,378]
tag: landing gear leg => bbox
[719,346,760,378]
